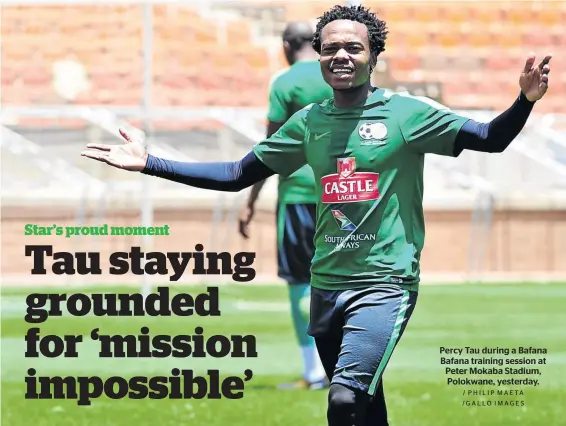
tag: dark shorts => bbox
[308,284,418,395]
[276,203,316,285]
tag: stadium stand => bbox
[1,1,565,115]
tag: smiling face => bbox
[319,19,374,90]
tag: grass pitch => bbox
[2,282,565,426]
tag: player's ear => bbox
[283,41,294,65]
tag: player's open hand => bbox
[519,53,551,102]
[81,129,148,171]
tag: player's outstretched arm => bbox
[454,53,551,156]
[142,151,275,192]
[81,129,275,192]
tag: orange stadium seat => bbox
[445,92,501,111]
[503,6,532,26]
[401,32,428,50]
[382,21,413,44]
[387,56,420,72]
[0,67,17,86]
[451,55,483,72]
[156,72,189,92]
[464,31,493,49]
[491,27,522,49]
[434,31,461,49]
[20,66,50,87]
[154,24,183,41]
[371,2,413,25]
[212,51,233,70]
[235,48,270,70]
[157,5,199,23]
[552,33,566,56]
[284,2,331,20]
[441,4,471,23]
[407,4,443,24]
[88,72,123,91]
[226,20,253,44]
[535,6,561,26]
[149,87,174,107]
[1,36,26,63]
[102,89,141,106]
[471,4,504,24]
[532,30,560,52]
[193,22,218,45]
[484,56,517,72]
[441,79,467,97]
[2,84,33,105]
[418,54,451,72]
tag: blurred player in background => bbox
[238,20,333,391]
[82,4,551,424]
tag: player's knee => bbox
[328,384,354,422]
[328,383,368,423]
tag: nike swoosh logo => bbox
[314,131,331,140]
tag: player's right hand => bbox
[81,128,147,171]
[238,205,254,239]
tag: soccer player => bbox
[81,5,551,425]
[238,20,333,391]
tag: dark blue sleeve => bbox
[453,91,535,156]
[141,151,275,192]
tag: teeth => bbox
[333,68,352,74]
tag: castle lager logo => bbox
[338,157,356,178]
[321,157,379,203]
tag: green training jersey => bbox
[253,88,469,292]
[267,60,334,205]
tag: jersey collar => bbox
[321,86,388,114]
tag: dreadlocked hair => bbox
[312,5,388,69]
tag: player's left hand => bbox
[238,206,254,240]
[81,129,147,171]
[519,53,551,102]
